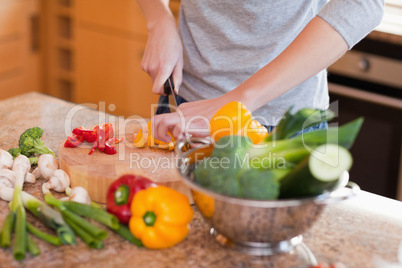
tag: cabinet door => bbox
[76,0,147,35]
[0,0,41,99]
[76,28,158,118]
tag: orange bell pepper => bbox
[209,101,268,144]
[129,186,193,249]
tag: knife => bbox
[163,74,178,112]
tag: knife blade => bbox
[163,74,178,112]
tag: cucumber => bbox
[279,144,352,198]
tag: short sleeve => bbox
[318,0,385,49]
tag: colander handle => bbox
[175,137,212,159]
[314,181,360,205]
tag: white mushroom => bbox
[32,167,41,179]
[0,149,13,169]
[38,154,58,180]
[63,186,91,205]
[42,169,70,195]
[0,169,16,188]
[0,185,14,202]
[0,169,37,187]
[25,173,36,183]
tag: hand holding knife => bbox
[163,74,178,112]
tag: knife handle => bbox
[163,74,175,95]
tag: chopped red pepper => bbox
[106,174,157,224]
[65,123,122,155]
[64,134,85,148]
[104,138,116,155]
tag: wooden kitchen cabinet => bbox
[75,0,156,118]
[0,0,41,100]
[76,28,155,117]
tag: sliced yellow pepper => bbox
[209,101,268,144]
[133,121,175,150]
[129,186,193,249]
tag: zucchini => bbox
[279,144,352,198]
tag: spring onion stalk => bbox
[26,234,40,256]
[0,211,15,247]
[45,194,108,240]
[10,156,30,260]
[20,191,76,245]
[63,217,103,249]
[26,223,62,246]
[62,201,119,230]
[13,206,26,260]
[112,224,143,247]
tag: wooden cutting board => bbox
[58,121,190,204]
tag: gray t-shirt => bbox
[178,0,384,126]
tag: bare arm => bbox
[136,0,183,94]
[226,16,348,111]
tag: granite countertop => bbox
[0,92,402,268]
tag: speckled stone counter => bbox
[0,92,402,268]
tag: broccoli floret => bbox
[238,169,279,200]
[8,148,21,158]
[18,127,55,157]
[8,147,38,166]
[29,157,38,166]
[194,135,281,200]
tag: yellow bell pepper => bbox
[240,119,268,144]
[129,186,193,249]
[133,121,175,150]
[209,101,268,144]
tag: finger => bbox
[153,114,174,143]
[172,60,183,94]
[152,65,172,95]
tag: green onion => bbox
[22,192,76,245]
[64,217,103,249]
[13,206,27,261]
[45,194,108,240]
[26,234,40,256]
[63,201,119,230]
[112,224,143,247]
[26,223,61,246]
[0,211,15,248]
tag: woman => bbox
[136,0,384,142]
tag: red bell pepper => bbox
[106,174,157,224]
